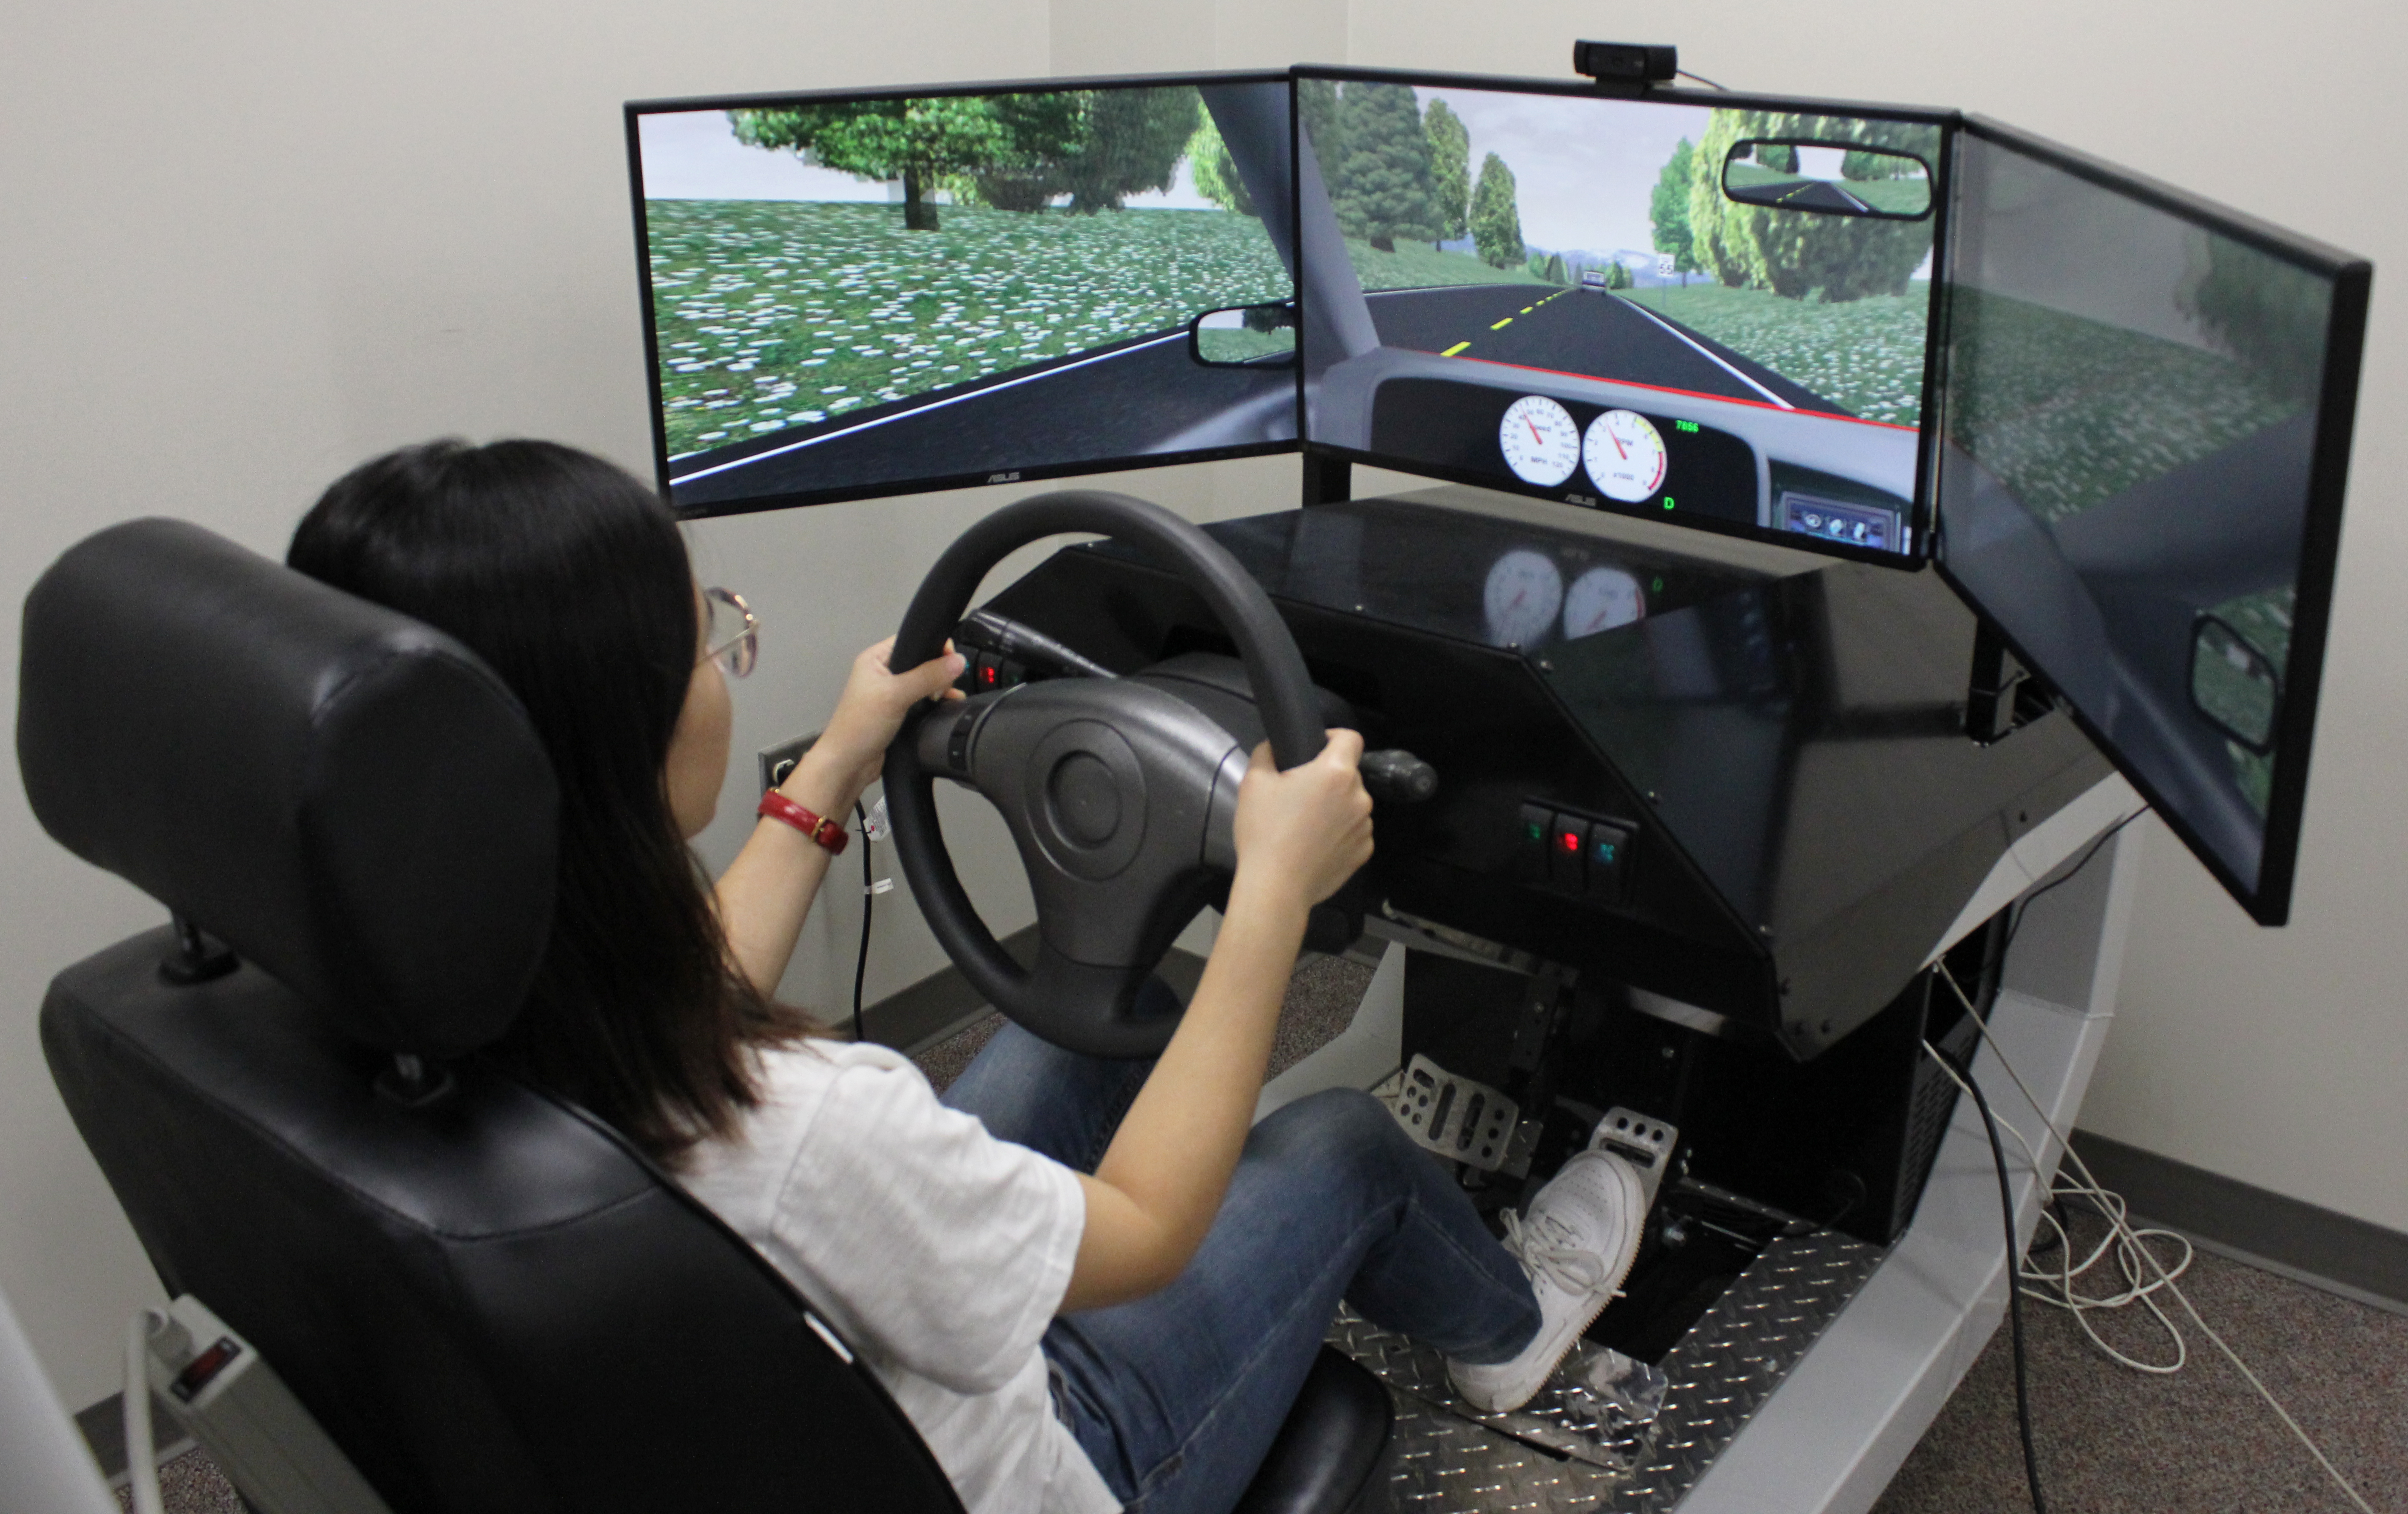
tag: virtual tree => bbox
[734,89,1201,228]
[1051,88,1200,213]
[1424,97,1471,248]
[730,97,1050,231]
[1186,113,1256,216]
[1298,79,1344,192]
[1333,82,1441,251]
[1470,152,1524,268]
[1650,138,1699,275]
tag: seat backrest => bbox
[21,520,963,1513]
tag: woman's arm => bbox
[1062,730,1372,1312]
[716,638,962,1000]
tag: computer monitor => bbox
[1934,117,2369,923]
[625,73,1299,518]
[1292,68,1950,561]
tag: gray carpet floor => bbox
[1868,1206,2405,1514]
[119,956,2405,1512]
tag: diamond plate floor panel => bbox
[1336,1228,1885,1512]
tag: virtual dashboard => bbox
[1367,377,1912,554]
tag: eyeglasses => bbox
[701,587,759,678]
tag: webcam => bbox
[1572,40,1677,86]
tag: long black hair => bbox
[289,438,809,1162]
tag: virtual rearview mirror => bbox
[1189,303,1298,367]
[1721,140,1932,220]
[2190,614,2283,754]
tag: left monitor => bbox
[627,73,1299,519]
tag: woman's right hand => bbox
[1229,729,1374,916]
[792,636,965,806]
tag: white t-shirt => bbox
[681,1039,1121,1514]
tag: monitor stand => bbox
[1254,787,2142,1512]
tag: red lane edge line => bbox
[1424,350,1922,433]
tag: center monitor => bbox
[1292,68,1949,560]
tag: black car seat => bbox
[19,518,1393,1514]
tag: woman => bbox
[288,438,1643,1514]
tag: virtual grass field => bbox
[647,201,1291,458]
[1345,241,1549,292]
[1946,289,2307,818]
[1623,284,1934,427]
[1942,290,2305,525]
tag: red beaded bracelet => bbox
[757,790,849,854]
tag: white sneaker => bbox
[1446,1149,1647,1414]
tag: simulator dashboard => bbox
[625,63,2367,947]
[613,59,2373,1508]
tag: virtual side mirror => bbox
[2189,613,2283,754]
[1720,139,1932,220]
[1188,303,1298,368]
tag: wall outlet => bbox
[758,732,818,795]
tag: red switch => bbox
[1549,818,1587,891]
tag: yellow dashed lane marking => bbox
[1441,341,1471,356]
[1519,306,1534,314]
[1490,317,1513,330]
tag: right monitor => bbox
[1935,117,2368,923]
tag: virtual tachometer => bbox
[1498,396,1582,487]
[1564,566,1645,638]
[1584,409,1669,503]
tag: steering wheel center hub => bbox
[1048,751,1123,846]
[1024,720,1148,880]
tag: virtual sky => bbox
[638,105,1218,211]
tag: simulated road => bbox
[671,333,1294,511]
[1362,283,1850,417]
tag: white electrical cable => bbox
[1918,1040,2195,1374]
[1934,964,2377,1514]
[122,1311,166,1514]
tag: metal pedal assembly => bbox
[1391,1054,1522,1173]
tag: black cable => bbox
[1940,1045,2050,1514]
[1999,808,2147,964]
[851,800,873,1042]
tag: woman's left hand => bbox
[793,637,965,804]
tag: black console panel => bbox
[982,490,2109,1057]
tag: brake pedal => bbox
[1391,1054,1520,1173]
[1589,1107,1677,1206]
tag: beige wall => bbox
[4,0,2399,1406]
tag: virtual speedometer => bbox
[1498,396,1581,487]
[1583,409,1669,503]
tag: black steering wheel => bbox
[882,490,1323,1058]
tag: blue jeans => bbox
[943,1023,1539,1514]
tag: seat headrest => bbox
[18,518,558,1058]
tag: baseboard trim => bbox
[2068,1129,2408,1314]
